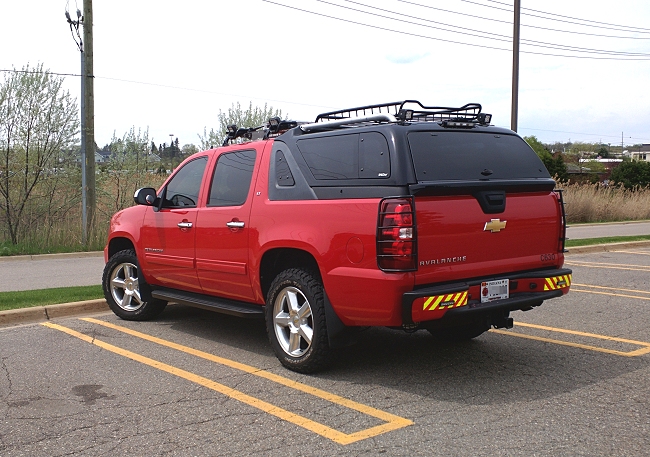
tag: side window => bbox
[208,149,256,206]
[163,156,208,208]
[296,133,390,180]
[296,135,358,180]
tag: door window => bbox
[208,150,257,207]
[162,156,208,208]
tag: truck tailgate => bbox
[414,191,562,285]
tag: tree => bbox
[198,101,283,150]
[0,64,79,245]
[610,160,650,188]
[99,127,152,213]
[524,136,568,182]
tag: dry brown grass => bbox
[561,182,650,223]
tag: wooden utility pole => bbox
[511,0,521,132]
[82,0,95,243]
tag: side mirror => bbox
[133,187,157,206]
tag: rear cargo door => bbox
[407,130,562,285]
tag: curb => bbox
[0,251,104,262]
[0,299,109,327]
[565,240,650,255]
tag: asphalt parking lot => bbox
[1,248,650,456]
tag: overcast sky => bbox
[2,0,650,149]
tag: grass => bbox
[565,234,650,247]
[0,285,104,311]
[562,182,650,223]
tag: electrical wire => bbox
[482,0,650,33]
[331,0,650,57]
[396,0,650,39]
[261,0,650,60]
[457,0,650,34]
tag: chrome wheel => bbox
[109,261,144,312]
[272,286,314,357]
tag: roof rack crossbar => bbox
[300,113,398,133]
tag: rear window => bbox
[407,131,550,181]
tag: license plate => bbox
[480,279,509,303]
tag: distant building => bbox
[575,158,623,182]
[630,144,650,162]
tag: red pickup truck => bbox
[103,101,572,372]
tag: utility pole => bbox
[511,0,521,132]
[82,0,96,243]
[66,0,95,245]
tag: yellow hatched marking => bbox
[42,319,412,445]
[491,322,650,357]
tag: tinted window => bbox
[407,132,550,181]
[208,150,256,206]
[163,156,208,207]
[297,135,358,180]
[296,133,390,180]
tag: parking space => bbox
[2,249,650,455]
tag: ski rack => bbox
[221,118,299,146]
[301,100,490,133]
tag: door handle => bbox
[177,222,193,229]
[226,221,245,228]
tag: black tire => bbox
[265,268,332,373]
[102,249,167,321]
[427,321,489,342]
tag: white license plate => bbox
[480,279,509,303]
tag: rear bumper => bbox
[401,268,572,325]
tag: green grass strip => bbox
[0,285,103,311]
[566,234,650,247]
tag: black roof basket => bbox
[312,100,487,126]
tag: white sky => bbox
[2,0,650,149]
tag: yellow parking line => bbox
[570,289,650,301]
[42,320,412,445]
[564,261,650,272]
[491,322,650,357]
[572,283,650,295]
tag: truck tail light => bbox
[377,197,417,271]
[555,189,568,253]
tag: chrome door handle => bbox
[177,222,193,229]
[226,221,245,228]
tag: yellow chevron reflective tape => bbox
[423,291,468,311]
[543,274,572,291]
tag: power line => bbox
[262,0,650,60]
[397,0,650,39]
[457,0,650,34]
[482,0,650,33]
[0,68,83,78]
[329,0,650,57]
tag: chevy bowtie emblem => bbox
[484,219,507,233]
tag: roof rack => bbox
[301,100,490,133]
